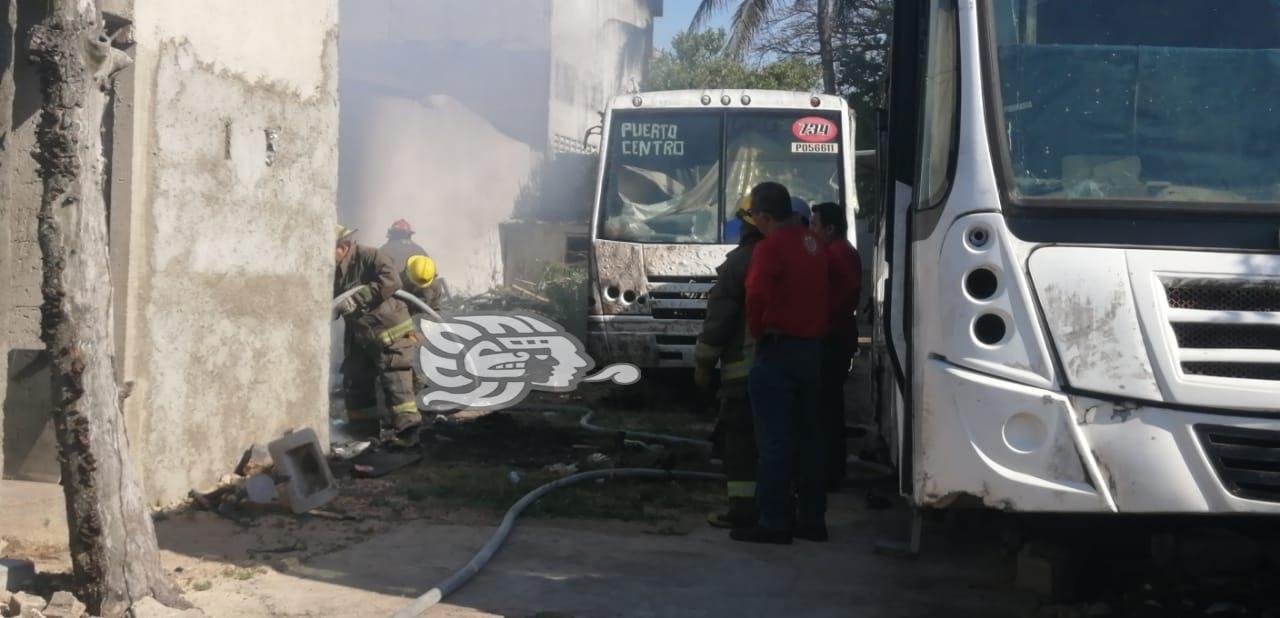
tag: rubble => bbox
[234,444,273,477]
[243,475,278,505]
[0,559,35,592]
[40,592,83,618]
[3,592,46,618]
[268,429,338,514]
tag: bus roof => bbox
[609,90,847,112]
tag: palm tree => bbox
[691,0,839,94]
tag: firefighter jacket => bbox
[334,244,413,347]
[379,238,428,273]
[694,227,763,389]
[402,276,449,312]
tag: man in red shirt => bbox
[811,202,863,491]
[732,182,830,545]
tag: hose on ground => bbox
[389,467,725,618]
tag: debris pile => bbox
[188,428,338,522]
[456,262,587,328]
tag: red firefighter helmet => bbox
[388,219,415,239]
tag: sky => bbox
[654,0,732,50]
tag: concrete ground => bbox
[1,354,1033,617]
[161,495,1028,618]
[2,480,1031,618]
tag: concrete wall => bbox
[0,0,57,482]
[547,0,656,154]
[120,0,339,505]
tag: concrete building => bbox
[1,1,338,506]
[340,0,663,295]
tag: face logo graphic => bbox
[415,313,640,411]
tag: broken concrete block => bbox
[234,444,273,477]
[243,474,278,505]
[10,592,46,617]
[40,592,83,618]
[0,560,35,592]
[267,429,337,514]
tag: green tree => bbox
[644,29,821,92]
[749,0,891,147]
[692,0,840,94]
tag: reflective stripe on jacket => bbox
[335,244,412,348]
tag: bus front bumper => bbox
[586,315,702,368]
[917,359,1280,514]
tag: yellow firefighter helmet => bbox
[406,255,437,287]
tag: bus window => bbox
[725,112,844,242]
[599,112,721,244]
[991,0,1280,205]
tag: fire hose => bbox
[328,291,724,616]
[388,468,724,618]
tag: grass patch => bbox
[221,567,262,581]
[192,581,213,592]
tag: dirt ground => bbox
[3,367,1037,617]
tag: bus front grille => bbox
[647,277,714,321]
[1163,278,1280,384]
[1196,424,1280,503]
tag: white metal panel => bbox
[1074,395,1280,513]
[938,213,1057,388]
[1167,308,1280,325]
[1028,246,1163,401]
[1126,250,1280,412]
[916,360,1111,512]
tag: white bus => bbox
[873,0,1280,513]
[588,90,858,368]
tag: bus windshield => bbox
[598,110,844,244]
[990,0,1280,206]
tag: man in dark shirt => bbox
[732,182,830,545]
[811,202,863,490]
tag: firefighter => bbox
[694,198,764,530]
[401,255,449,313]
[380,219,428,271]
[334,225,421,441]
[381,219,449,312]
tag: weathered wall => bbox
[122,0,339,505]
[0,0,13,478]
[0,0,57,482]
[547,0,656,154]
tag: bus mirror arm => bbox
[583,125,603,150]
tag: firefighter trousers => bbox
[718,385,758,524]
[343,331,419,426]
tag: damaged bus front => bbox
[874,0,1280,513]
[588,91,857,368]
